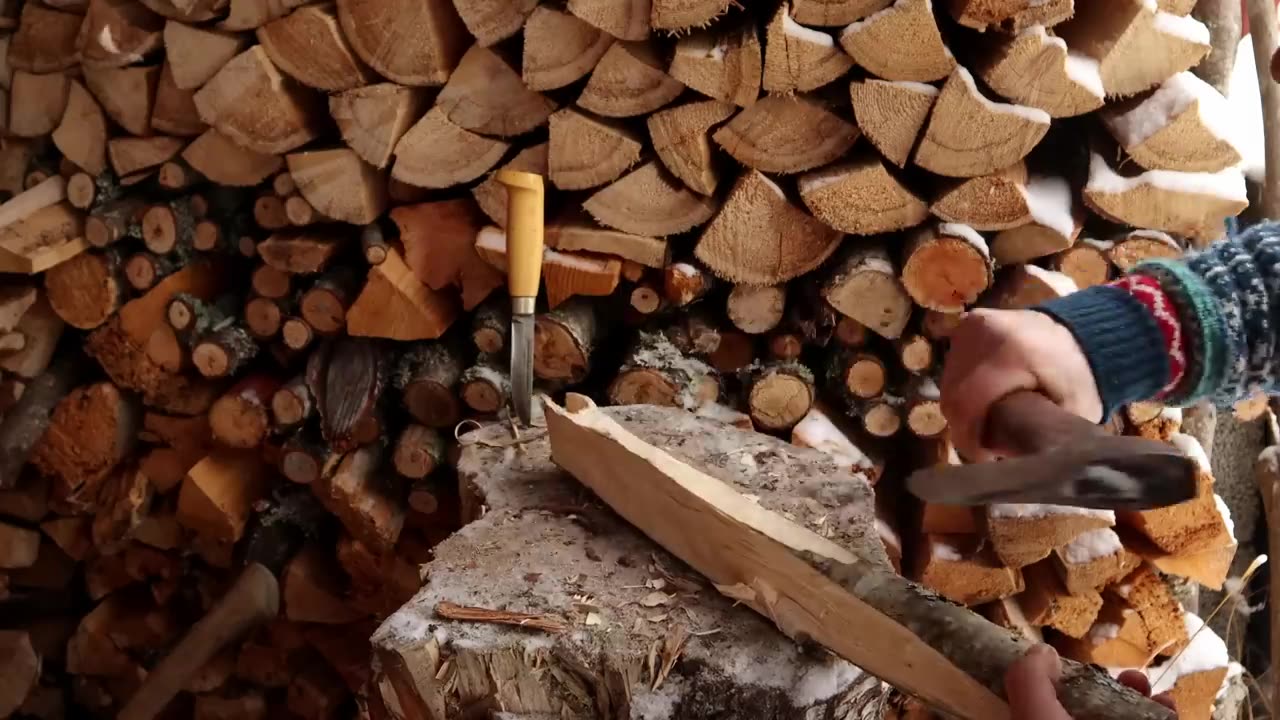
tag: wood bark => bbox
[746,362,815,432]
[608,330,718,410]
[534,299,600,384]
[309,336,387,453]
[313,442,403,554]
[1191,0,1239,95]
[209,374,278,449]
[669,24,761,107]
[470,298,509,355]
[0,353,79,489]
[336,0,467,86]
[579,40,684,118]
[394,341,463,429]
[713,95,858,175]
[257,4,375,92]
[822,240,913,340]
[459,362,510,415]
[191,323,258,378]
[647,99,735,196]
[141,198,196,255]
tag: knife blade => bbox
[496,170,545,426]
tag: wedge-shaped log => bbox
[346,246,458,340]
[194,46,323,155]
[78,0,164,68]
[1056,0,1210,97]
[257,4,375,92]
[329,84,429,169]
[8,3,81,73]
[472,143,548,227]
[1105,230,1183,271]
[436,45,557,136]
[651,0,734,30]
[989,175,1082,264]
[1083,153,1248,242]
[151,62,207,136]
[163,21,249,90]
[915,67,1050,178]
[799,154,928,235]
[108,136,185,177]
[391,107,510,190]
[84,64,160,137]
[53,81,109,177]
[219,0,315,30]
[839,0,956,82]
[521,6,613,91]
[578,40,684,117]
[931,162,1031,230]
[695,170,843,285]
[647,99,735,196]
[982,264,1077,310]
[714,95,858,174]
[451,0,537,46]
[764,2,855,93]
[1100,71,1242,173]
[823,241,913,339]
[901,223,993,313]
[181,128,282,187]
[945,0,1072,31]
[336,0,466,85]
[139,0,221,23]
[850,79,938,168]
[567,0,649,41]
[286,149,387,225]
[549,108,643,191]
[544,398,1178,720]
[979,26,1105,118]
[393,200,502,311]
[792,0,892,25]
[475,226,622,308]
[583,161,718,237]
[669,24,762,107]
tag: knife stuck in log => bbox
[497,169,545,426]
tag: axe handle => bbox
[984,390,1111,457]
[117,562,279,720]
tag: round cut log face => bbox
[902,231,993,313]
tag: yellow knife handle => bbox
[497,170,545,301]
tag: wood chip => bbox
[434,601,568,633]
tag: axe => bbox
[906,391,1199,510]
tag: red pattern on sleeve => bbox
[1109,275,1187,397]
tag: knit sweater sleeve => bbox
[1033,221,1280,420]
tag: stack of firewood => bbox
[0,0,1259,717]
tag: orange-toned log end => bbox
[902,227,992,313]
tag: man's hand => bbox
[1006,644,1177,719]
[940,309,1102,462]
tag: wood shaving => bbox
[435,601,568,633]
[647,613,669,623]
[584,612,602,626]
[640,591,674,607]
[652,624,691,691]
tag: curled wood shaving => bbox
[435,601,568,633]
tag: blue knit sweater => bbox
[1034,221,1280,420]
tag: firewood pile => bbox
[0,0,1260,717]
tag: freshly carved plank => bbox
[193,46,323,154]
[713,95,859,174]
[390,107,510,189]
[914,67,1050,178]
[647,99,735,196]
[435,44,557,136]
[838,0,956,82]
[257,5,375,92]
[336,0,468,86]
[329,83,429,169]
[850,78,938,168]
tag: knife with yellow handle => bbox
[496,169,545,425]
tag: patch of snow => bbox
[1159,406,1183,425]
[1022,264,1078,297]
[1114,582,1133,599]
[1152,9,1211,46]
[1080,237,1115,251]
[1089,622,1122,644]
[475,225,506,255]
[1062,528,1123,564]
[1128,229,1182,250]
[1064,52,1105,99]
[632,677,684,719]
[841,0,901,38]
[783,11,835,47]
[931,537,963,561]
[1086,152,1248,204]
[956,66,1051,125]
[670,262,699,279]
[1169,432,1211,471]
[1145,613,1229,696]
[1106,72,1242,154]
[1021,175,1076,240]
[1221,662,1244,699]
[798,163,855,193]
[1228,35,1265,183]
[706,39,727,61]
[989,503,1115,523]
[888,79,940,96]
[380,609,433,643]
[1214,494,1235,540]
[792,658,861,705]
[938,222,991,260]
[546,247,606,272]
[915,376,940,400]
[97,26,121,55]
[791,407,876,471]
[857,255,896,277]
[432,626,449,646]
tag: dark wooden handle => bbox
[983,390,1111,457]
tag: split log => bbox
[897,333,935,374]
[108,136,185,177]
[67,172,116,211]
[651,0,734,29]
[78,0,164,68]
[521,6,614,92]
[0,202,86,275]
[1082,152,1247,242]
[209,375,278,449]
[579,40,684,118]
[549,108,643,191]
[8,4,82,73]
[1106,230,1184,271]
[52,81,109,177]
[436,44,556,136]
[298,269,359,336]
[798,154,928,235]
[193,46,323,155]
[390,107,510,189]
[313,442,404,554]
[141,199,197,255]
[695,170,842,285]
[534,299,600,384]
[182,129,283,187]
[191,323,258,378]
[470,299,509,355]
[901,224,994,313]
[279,430,337,485]
[282,544,364,624]
[83,64,160,137]
[629,282,666,316]
[838,0,955,82]
[163,21,249,90]
[336,0,467,86]
[765,6,855,94]
[284,194,320,225]
[0,354,79,489]
[346,246,459,341]
[32,381,139,506]
[822,241,913,340]
[309,337,388,452]
[849,79,937,170]
[9,72,71,139]
[746,362,815,432]
[669,23,762,107]
[360,223,388,266]
[566,0,649,40]
[982,264,1077,309]
[167,292,235,339]
[459,363,510,415]
[472,143,548,227]
[914,67,1051,178]
[257,228,343,275]
[931,163,1032,231]
[1100,71,1242,173]
[257,4,375,92]
[124,251,177,291]
[158,158,203,191]
[989,177,1082,265]
[546,218,669,269]
[394,342,464,429]
[270,375,313,429]
[863,399,902,440]
[1050,240,1113,289]
[151,61,208,136]
[583,161,718,237]
[726,284,786,335]
[647,99,735,196]
[608,331,719,410]
[285,149,387,225]
[394,200,502,312]
[713,95,858,175]
[978,26,1105,118]
[327,84,428,171]
[177,449,270,542]
[219,0,314,30]
[86,196,145,248]
[451,0,537,46]
[1056,0,1211,97]
[945,0,1072,30]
